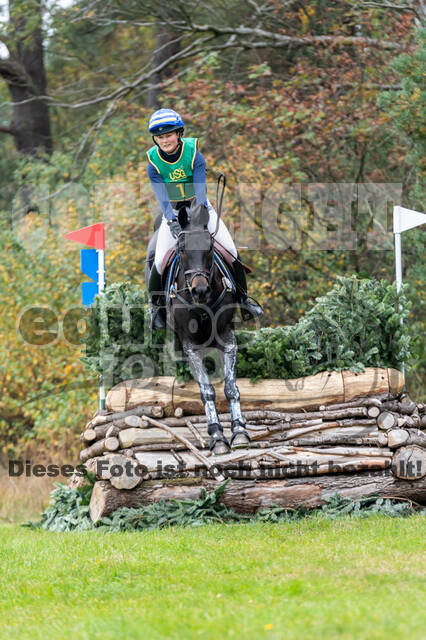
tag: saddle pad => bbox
[213,240,252,274]
[161,247,177,274]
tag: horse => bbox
[145,198,251,456]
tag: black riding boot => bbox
[232,256,263,321]
[148,264,166,330]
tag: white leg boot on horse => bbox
[182,339,231,456]
[220,326,251,449]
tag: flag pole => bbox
[65,222,106,412]
[97,247,106,411]
[394,207,403,299]
[393,208,404,379]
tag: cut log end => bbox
[391,446,426,480]
[377,411,397,430]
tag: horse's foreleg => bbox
[220,328,251,450]
[182,339,230,455]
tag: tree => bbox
[146,23,181,108]
[0,0,52,155]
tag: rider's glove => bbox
[168,218,182,239]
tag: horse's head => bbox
[177,200,213,304]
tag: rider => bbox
[146,108,263,329]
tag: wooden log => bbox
[377,411,398,430]
[105,377,175,414]
[386,368,405,396]
[387,429,409,449]
[105,436,119,452]
[90,424,112,440]
[106,424,120,439]
[367,406,381,418]
[318,395,387,411]
[105,368,403,414]
[343,368,403,401]
[92,409,110,418]
[278,408,369,421]
[289,433,387,447]
[89,470,426,522]
[125,415,149,428]
[396,415,420,428]
[284,445,392,458]
[162,404,388,428]
[87,405,164,430]
[101,454,142,490]
[119,427,173,448]
[387,427,426,449]
[131,450,390,474]
[82,428,97,442]
[80,439,108,463]
[392,446,426,480]
[381,399,417,415]
[252,418,377,442]
[277,422,379,442]
[185,420,207,449]
[400,396,417,414]
[405,429,426,447]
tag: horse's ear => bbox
[190,200,209,227]
[178,206,189,227]
[199,203,209,227]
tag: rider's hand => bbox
[168,218,182,239]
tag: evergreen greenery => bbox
[25,478,424,533]
[81,275,410,385]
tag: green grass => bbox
[0,516,425,640]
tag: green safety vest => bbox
[146,137,198,202]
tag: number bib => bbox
[147,138,198,202]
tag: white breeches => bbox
[154,199,238,273]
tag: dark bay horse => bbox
[146,199,251,455]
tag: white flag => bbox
[393,205,426,233]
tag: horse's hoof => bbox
[212,440,231,456]
[231,432,251,449]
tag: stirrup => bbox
[240,295,263,321]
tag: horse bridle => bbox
[172,231,234,313]
[176,229,214,298]
[171,174,230,309]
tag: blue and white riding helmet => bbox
[148,109,184,137]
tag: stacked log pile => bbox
[73,368,426,523]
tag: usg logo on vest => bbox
[169,167,187,181]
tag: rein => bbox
[168,174,233,313]
[171,248,233,313]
